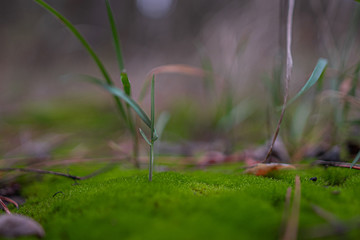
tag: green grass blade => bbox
[139,128,151,146]
[287,58,328,106]
[73,74,151,128]
[121,73,131,96]
[151,75,156,142]
[350,150,360,169]
[34,0,127,121]
[105,0,125,72]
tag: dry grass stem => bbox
[282,175,301,240]
[265,0,295,163]
[280,187,293,234]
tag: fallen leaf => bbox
[197,151,226,167]
[244,163,296,176]
[0,214,45,238]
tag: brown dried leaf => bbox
[244,163,296,176]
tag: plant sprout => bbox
[35,0,140,167]
[35,0,160,180]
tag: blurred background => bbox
[0,0,360,162]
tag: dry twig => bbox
[313,160,360,170]
[0,196,18,215]
[0,164,115,181]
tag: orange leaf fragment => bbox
[244,163,296,176]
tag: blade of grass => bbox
[350,150,360,169]
[139,128,151,146]
[121,73,131,96]
[72,74,151,128]
[121,72,135,135]
[105,0,125,72]
[34,0,127,121]
[286,58,328,107]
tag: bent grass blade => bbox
[286,58,328,107]
[71,74,151,128]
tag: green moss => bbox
[5,165,359,240]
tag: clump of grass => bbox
[264,0,328,161]
[34,0,159,180]
[34,0,140,167]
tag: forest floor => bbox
[9,163,360,240]
[1,100,360,240]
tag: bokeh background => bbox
[1,0,360,160]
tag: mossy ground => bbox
[5,164,360,240]
[2,100,360,239]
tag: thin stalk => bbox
[265,0,295,163]
[282,175,301,240]
[149,144,154,181]
[132,127,140,168]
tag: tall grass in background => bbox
[34,0,360,170]
[308,2,360,161]
[266,1,360,162]
[34,0,141,167]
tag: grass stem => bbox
[265,0,295,163]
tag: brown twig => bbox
[0,196,19,209]
[0,196,18,215]
[0,164,116,181]
[282,175,301,240]
[265,0,295,163]
[0,199,11,215]
[313,160,360,170]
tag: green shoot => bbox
[77,74,158,180]
[35,0,143,167]
[105,0,125,72]
[138,76,157,181]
